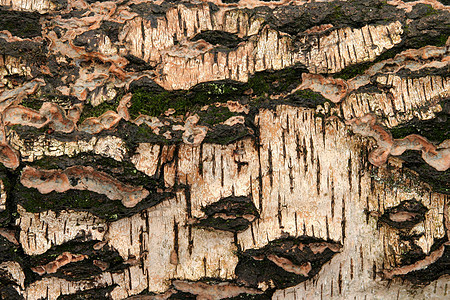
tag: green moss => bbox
[21,98,43,111]
[79,100,119,123]
[19,187,102,214]
[284,88,329,110]
[294,89,323,100]
[130,66,307,119]
[130,89,173,117]
[423,4,438,17]
[247,66,304,98]
[78,90,124,123]
[129,82,239,119]
[331,5,343,20]
[198,106,236,126]
[133,124,168,144]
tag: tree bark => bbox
[0,0,449,299]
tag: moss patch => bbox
[15,185,124,221]
[129,65,307,119]
[247,65,305,98]
[130,81,241,119]
[109,121,174,151]
[198,106,237,127]
[21,98,43,111]
[79,100,119,123]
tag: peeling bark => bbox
[0,0,448,299]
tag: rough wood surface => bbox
[0,0,448,299]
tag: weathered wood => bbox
[0,0,448,299]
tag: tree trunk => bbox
[0,0,448,299]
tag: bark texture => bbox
[0,0,449,299]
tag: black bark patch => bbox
[0,9,41,38]
[394,67,449,79]
[0,39,44,60]
[204,124,250,145]
[126,289,196,300]
[398,151,450,195]
[235,236,342,290]
[192,30,244,49]
[167,291,197,300]
[227,293,273,300]
[129,77,165,93]
[390,108,449,145]
[0,234,36,287]
[130,2,175,28]
[84,0,111,3]
[49,0,67,10]
[39,57,80,92]
[28,239,126,282]
[57,286,115,299]
[437,0,450,5]
[196,196,259,232]
[112,121,177,150]
[0,168,15,227]
[379,199,428,229]
[398,234,427,266]
[60,9,88,19]
[402,243,450,284]
[0,235,20,266]
[402,4,449,48]
[12,126,91,146]
[14,154,171,221]
[99,21,122,43]
[73,30,103,52]
[124,54,154,72]
[272,0,404,36]
[0,284,22,300]
[282,89,328,109]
